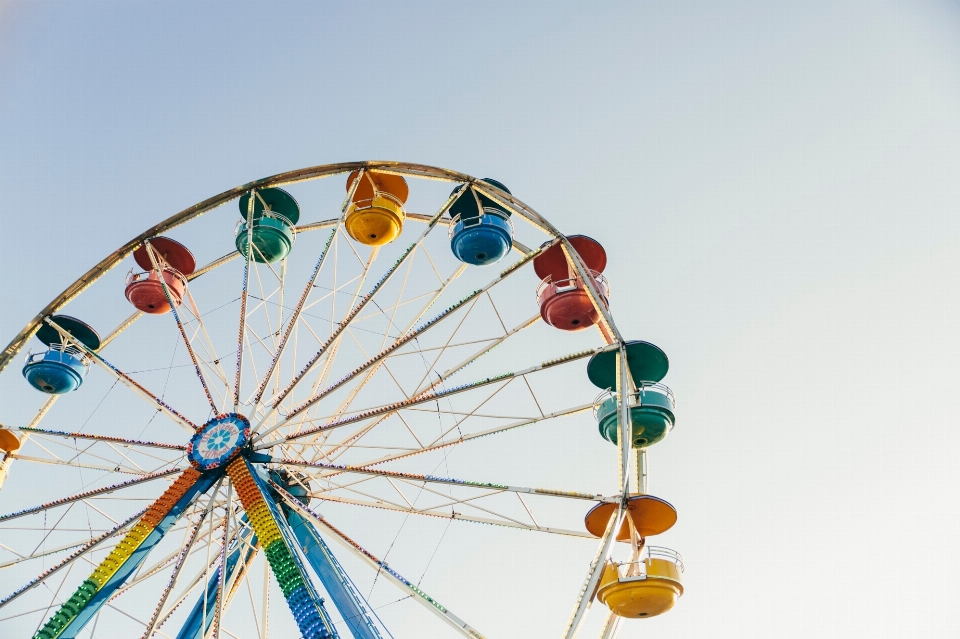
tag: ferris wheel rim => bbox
[0,160,583,376]
[0,161,633,639]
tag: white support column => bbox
[617,347,632,497]
[561,504,625,639]
[597,612,622,639]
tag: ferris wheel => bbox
[0,162,684,639]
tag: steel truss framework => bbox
[0,162,640,639]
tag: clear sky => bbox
[2,1,960,638]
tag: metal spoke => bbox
[16,430,177,473]
[562,502,625,639]
[265,240,378,425]
[324,262,467,421]
[259,187,462,427]
[271,481,489,639]
[288,259,469,463]
[8,452,174,476]
[200,477,227,637]
[140,497,215,638]
[300,492,594,539]
[597,611,622,639]
[145,240,219,413]
[252,173,353,407]
[181,286,233,411]
[259,345,610,449]
[296,308,544,465]
[413,312,541,397]
[148,522,228,634]
[44,317,197,433]
[0,539,111,570]
[253,261,489,443]
[306,264,519,412]
[212,483,233,639]
[274,458,611,503]
[234,189,257,411]
[279,401,591,470]
[0,507,147,608]
[317,473,544,529]
[0,467,179,523]
[16,427,185,451]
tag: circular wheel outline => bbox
[0,161,637,639]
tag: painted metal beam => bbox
[32,468,217,639]
[561,503,625,639]
[287,509,383,639]
[270,481,486,639]
[175,516,259,639]
[226,458,338,639]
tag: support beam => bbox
[286,510,383,639]
[30,468,217,639]
[175,516,259,639]
[226,459,338,639]
[561,504,625,639]
[271,482,486,639]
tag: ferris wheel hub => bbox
[186,413,251,471]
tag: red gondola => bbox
[533,235,610,331]
[124,237,196,314]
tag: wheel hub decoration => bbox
[186,413,250,471]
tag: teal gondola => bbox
[236,188,300,263]
[587,340,676,448]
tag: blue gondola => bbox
[22,315,101,394]
[448,178,514,266]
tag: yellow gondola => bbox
[596,547,684,618]
[344,170,409,246]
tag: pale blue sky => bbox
[2,1,960,638]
